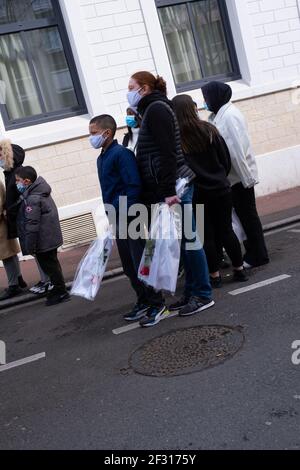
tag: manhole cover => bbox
[130,325,244,377]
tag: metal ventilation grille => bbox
[60,212,97,249]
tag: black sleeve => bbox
[146,103,177,198]
[215,135,231,176]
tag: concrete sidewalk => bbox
[1,185,300,292]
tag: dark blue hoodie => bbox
[97,140,141,211]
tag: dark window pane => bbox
[0,0,54,25]
[0,33,42,119]
[158,3,202,84]
[25,27,79,112]
[191,0,232,77]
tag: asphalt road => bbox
[0,222,300,450]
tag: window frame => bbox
[0,0,87,130]
[155,0,241,92]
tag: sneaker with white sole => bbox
[139,305,167,328]
[179,296,215,317]
[123,303,149,322]
[30,281,53,295]
[169,296,189,312]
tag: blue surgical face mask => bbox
[89,133,107,150]
[126,115,138,128]
[16,182,27,194]
[203,102,210,111]
[0,160,5,169]
[127,88,143,108]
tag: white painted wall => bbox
[256,144,300,196]
[1,0,299,149]
[248,0,300,82]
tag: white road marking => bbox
[289,229,300,233]
[113,311,178,335]
[229,275,291,296]
[0,353,46,373]
[264,222,300,237]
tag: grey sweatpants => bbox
[2,255,21,286]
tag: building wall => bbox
[249,0,300,82]
[80,0,155,124]
[1,0,300,218]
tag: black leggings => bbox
[232,183,269,267]
[199,191,243,273]
[36,249,67,296]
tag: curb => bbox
[1,214,300,311]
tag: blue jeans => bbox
[180,185,212,300]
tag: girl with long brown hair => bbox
[172,94,248,287]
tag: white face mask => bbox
[127,87,143,108]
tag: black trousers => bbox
[116,235,164,308]
[201,191,243,273]
[232,183,269,267]
[36,249,67,296]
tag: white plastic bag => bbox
[71,230,113,301]
[138,204,181,294]
[232,209,247,243]
[176,177,189,198]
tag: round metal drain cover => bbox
[130,325,244,377]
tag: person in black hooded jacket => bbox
[201,81,269,268]
[0,140,27,299]
[1,141,25,239]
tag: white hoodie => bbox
[212,102,259,189]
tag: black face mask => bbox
[201,82,232,115]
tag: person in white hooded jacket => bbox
[201,82,269,268]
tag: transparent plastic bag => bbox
[139,204,181,294]
[232,209,247,243]
[176,177,189,198]
[71,230,113,301]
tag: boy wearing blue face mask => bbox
[89,114,165,324]
[122,107,141,155]
[14,166,70,307]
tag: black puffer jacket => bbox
[16,177,63,255]
[137,92,195,204]
[4,144,25,239]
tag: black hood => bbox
[201,81,232,115]
[12,144,25,169]
[138,91,172,116]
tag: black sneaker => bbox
[220,257,231,269]
[140,305,167,328]
[0,285,22,301]
[210,276,222,289]
[123,304,149,322]
[179,296,215,317]
[232,269,249,283]
[46,292,71,307]
[18,276,27,289]
[169,296,189,312]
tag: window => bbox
[0,0,87,129]
[155,0,240,91]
